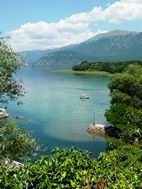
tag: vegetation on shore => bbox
[52,69,111,76]
[53,60,142,77]
[72,60,142,74]
[105,64,142,144]
[0,36,142,188]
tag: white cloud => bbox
[102,0,142,23]
[9,0,142,51]
[10,21,106,51]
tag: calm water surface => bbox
[8,68,110,156]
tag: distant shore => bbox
[52,69,111,76]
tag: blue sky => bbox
[1,0,142,51]
[1,0,116,31]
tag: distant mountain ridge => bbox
[22,30,142,69]
[34,50,95,69]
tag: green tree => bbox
[0,37,25,105]
[72,60,142,74]
[105,104,142,142]
[108,64,142,109]
[0,120,36,162]
[0,36,37,163]
[106,64,142,143]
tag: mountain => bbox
[21,49,58,64]
[65,30,142,58]
[34,50,95,69]
[22,30,142,69]
[21,50,45,64]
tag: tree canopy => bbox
[0,36,37,163]
[72,60,142,73]
[0,37,25,106]
[108,64,142,109]
[105,64,142,143]
[0,120,36,162]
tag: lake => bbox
[8,68,110,157]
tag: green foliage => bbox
[72,61,91,71]
[108,65,142,109]
[109,74,136,97]
[106,64,142,143]
[110,90,142,108]
[105,104,128,125]
[105,104,142,142]
[0,37,25,105]
[72,60,142,73]
[106,137,126,150]
[0,120,37,162]
[0,36,38,164]
[0,146,142,188]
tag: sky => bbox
[1,0,142,51]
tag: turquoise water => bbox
[8,68,110,156]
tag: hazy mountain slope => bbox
[21,50,45,64]
[34,50,94,69]
[22,30,142,69]
[21,48,58,64]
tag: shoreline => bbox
[52,69,111,77]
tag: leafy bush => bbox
[0,120,38,162]
[0,146,142,189]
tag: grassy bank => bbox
[52,69,111,76]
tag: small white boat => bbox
[80,93,89,99]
